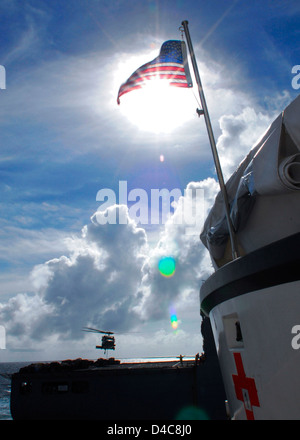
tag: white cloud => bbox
[0,206,148,347]
[216,106,273,180]
[137,179,218,325]
[219,92,293,180]
[0,195,211,358]
[3,21,38,66]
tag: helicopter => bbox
[82,327,116,353]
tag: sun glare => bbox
[115,53,195,134]
[119,81,195,133]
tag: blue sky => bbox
[0,0,299,362]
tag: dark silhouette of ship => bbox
[10,316,227,420]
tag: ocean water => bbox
[0,362,32,420]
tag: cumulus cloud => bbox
[217,106,277,180]
[137,178,219,321]
[0,182,218,355]
[0,206,148,348]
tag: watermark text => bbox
[0,325,6,349]
[95,181,204,235]
[0,65,6,90]
[292,65,300,90]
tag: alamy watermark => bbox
[95,181,204,235]
[291,325,300,349]
[292,65,300,90]
[0,65,6,90]
[0,325,6,349]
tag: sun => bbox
[114,53,196,134]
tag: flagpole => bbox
[181,20,239,260]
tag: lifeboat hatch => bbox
[223,313,244,349]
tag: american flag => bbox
[117,40,193,104]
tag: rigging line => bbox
[191,87,201,108]
[179,26,202,110]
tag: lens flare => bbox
[158,256,176,278]
[170,314,178,330]
[169,305,178,330]
[176,406,210,420]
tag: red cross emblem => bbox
[232,352,260,420]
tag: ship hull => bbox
[10,358,227,420]
[200,232,300,420]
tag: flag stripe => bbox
[118,77,188,91]
[118,79,189,100]
[128,65,186,82]
[119,78,189,92]
[138,63,186,71]
[121,74,188,87]
[131,68,186,77]
[118,72,189,99]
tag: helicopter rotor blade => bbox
[82,327,114,335]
